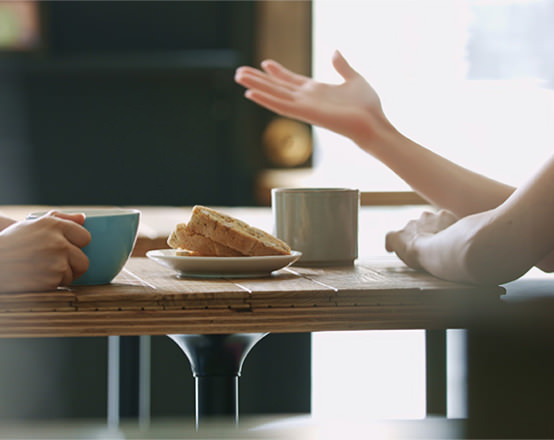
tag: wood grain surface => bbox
[0,257,504,338]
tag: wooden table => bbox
[0,204,505,338]
[0,252,504,427]
[4,205,554,436]
[0,256,504,338]
[0,205,507,427]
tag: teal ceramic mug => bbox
[28,208,140,285]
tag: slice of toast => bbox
[167,222,243,257]
[186,205,291,256]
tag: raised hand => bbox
[235,50,389,147]
[0,211,91,292]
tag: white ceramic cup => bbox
[272,188,359,266]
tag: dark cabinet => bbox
[14,1,260,206]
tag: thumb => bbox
[332,50,359,81]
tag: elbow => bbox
[462,232,529,286]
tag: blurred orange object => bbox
[0,1,40,51]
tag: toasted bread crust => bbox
[187,205,291,256]
[167,222,243,257]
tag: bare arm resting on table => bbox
[386,156,554,284]
[235,51,554,284]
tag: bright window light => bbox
[311,0,554,421]
[311,330,426,420]
[311,0,554,190]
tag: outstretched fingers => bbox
[243,89,323,126]
[236,66,298,92]
[260,59,309,86]
[243,89,298,118]
[244,89,335,130]
[236,70,296,102]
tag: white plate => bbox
[146,249,302,278]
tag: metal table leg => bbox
[107,335,151,429]
[168,333,267,429]
[425,329,447,417]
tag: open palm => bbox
[235,51,386,146]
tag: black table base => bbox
[168,333,268,429]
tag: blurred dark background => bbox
[0,1,260,206]
[0,0,312,421]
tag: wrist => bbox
[352,110,400,155]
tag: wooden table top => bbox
[10,204,554,338]
[0,255,504,338]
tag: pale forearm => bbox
[359,119,515,217]
[417,190,554,285]
[412,217,478,284]
[0,216,16,232]
[413,211,530,285]
[235,52,516,217]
